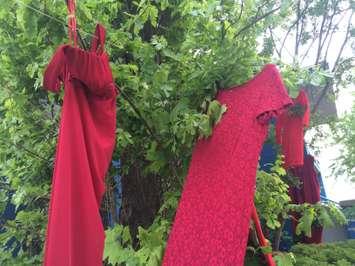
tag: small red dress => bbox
[162,64,291,265]
[43,24,117,266]
[276,89,310,168]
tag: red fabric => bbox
[276,89,310,168]
[66,0,77,47]
[251,204,275,266]
[290,155,322,243]
[43,24,117,266]
[162,64,291,265]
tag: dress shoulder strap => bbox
[90,24,106,55]
[66,0,77,47]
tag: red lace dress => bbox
[42,24,117,266]
[162,64,291,265]
[276,89,310,169]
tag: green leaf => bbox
[273,252,296,266]
[260,245,272,254]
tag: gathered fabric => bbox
[43,24,117,266]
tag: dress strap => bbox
[90,24,106,55]
[66,0,77,47]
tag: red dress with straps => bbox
[43,24,117,266]
[162,64,291,265]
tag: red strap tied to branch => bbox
[67,0,77,47]
[251,204,276,266]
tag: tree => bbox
[0,0,350,265]
[264,0,354,126]
[0,0,291,264]
[331,104,355,181]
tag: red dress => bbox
[290,155,322,243]
[162,64,291,265]
[43,24,117,266]
[276,89,310,168]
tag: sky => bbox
[278,9,355,203]
[305,89,355,202]
[309,31,354,202]
[305,38,355,203]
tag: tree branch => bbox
[315,0,329,65]
[319,1,339,53]
[236,0,244,22]
[268,27,281,58]
[300,33,317,64]
[117,86,158,141]
[296,8,306,62]
[295,0,301,59]
[324,15,345,63]
[280,0,311,58]
[234,5,281,38]
[15,143,48,162]
[312,11,353,115]
[332,10,353,72]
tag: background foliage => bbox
[291,240,355,266]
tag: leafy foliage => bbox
[273,252,296,266]
[256,155,346,236]
[102,156,346,265]
[103,191,179,266]
[342,205,355,220]
[1,0,278,262]
[288,202,346,237]
[291,240,355,266]
[330,104,355,181]
[255,156,290,229]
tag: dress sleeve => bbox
[255,64,292,124]
[43,45,66,93]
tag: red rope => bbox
[66,0,77,46]
[251,204,276,266]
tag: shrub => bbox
[290,240,355,266]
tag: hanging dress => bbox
[43,24,118,266]
[162,64,292,265]
[275,89,310,169]
[290,155,322,244]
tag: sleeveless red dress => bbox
[43,24,117,266]
[162,64,291,265]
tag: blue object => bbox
[259,143,277,172]
[347,220,355,239]
[279,219,293,251]
[112,160,122,224]
[0,190,21,257]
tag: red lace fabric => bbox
[162,64,292,265]
[276,89,310,168]
[43,24,117,266]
